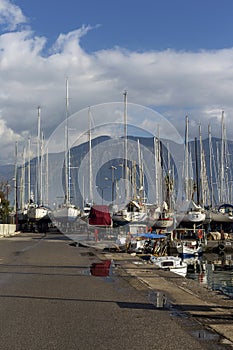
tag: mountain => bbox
[1,135,232,210]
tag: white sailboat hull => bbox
[177,211,206,223]
[152,211,174,228]
[27,206,49,221]
[112,211,148,226]
[153,218,173,228]
[53,205,79,222]
[208,211,233,223]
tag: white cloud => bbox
[0,2,233,164]
[0,115,22,163]
[50,26,92,54]
[0,0,27,31]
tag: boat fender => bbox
[197,229,203,239]
[218,243,225,251]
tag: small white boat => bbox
[176,240,203,258]
[150,255,187,277]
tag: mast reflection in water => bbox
[186,254,233,298]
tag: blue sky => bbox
[13,0,233,52]
[1,0,233,164]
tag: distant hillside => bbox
[1,135,232,209]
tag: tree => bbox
[0,181,11,223]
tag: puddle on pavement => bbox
[132,261,144,265]
[191,329,220,341]
[81,269,91,275]
[80,252,95,256]
[170,309,189,318]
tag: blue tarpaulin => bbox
[132,232,167,239]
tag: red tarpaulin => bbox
[89,205,112,226]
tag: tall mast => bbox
[88,106,93,204]
[199,124,204,204]
[153,122,162,206]
[20,146,26,210]
[216,141,220,202]
[28,137,31,203]
[46,147,49,206]
[14,141,19,230]
[195,137,200,205]
[123,90,128,199]
[37,106,41,205]
[184,115,189,201]
[40,132,44,205]
[65,78,69,204]
[137,139,144,203]
[208,124,214,207]
[220,111,225,203]
[199,124,210,207]
[166,142,173,209]
[14,141,18,213]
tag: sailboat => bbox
[176,200,206,224]
[112,199,148,226]
[79,107,93,222]
[111,92,149,227]
[27,195,49,221]
[152,201,174,228]
[27,107,50,221]
[176,116,206,225]
[13,142,28,223]
[52,79,79,223]
[209,204,233,223]
[206,112,233,224]
[149,135,174,229]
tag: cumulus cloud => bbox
[0,0,27,31]
[0,114,22,163]
[0,1,233,164]
[50,26,92,54]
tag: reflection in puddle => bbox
[90,260,112,277]
[191,329,220,341]
[186,254,233,298]
[148,291,168,309]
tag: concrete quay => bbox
[80,238,233,348]
[2,230,232,348]
[1,231,223,350]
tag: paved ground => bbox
[0,231,232,350]
[80,237,233,348]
